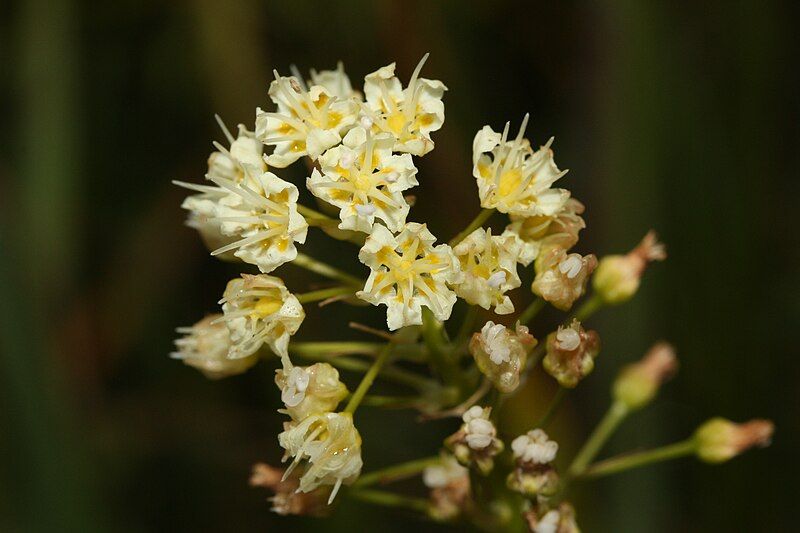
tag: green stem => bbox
[355,394,420,409]
[291,351,436,391]
[536,387,569,429]
[518,297,545,325]
[422,309,465,392]
[572,293,604,322]
[449,208,495,246]
[354,456,441,487]
[290,341,427,362]
[581,438,698,479]
[567,400,630,478]
[452,304,479,354]
[297,204,337,224]
[348,488,431,514]
[297,204,365,245]
[295,285,353,304]
[292,252,362,286]
[344,343,394,414]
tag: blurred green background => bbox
[1,1,797,531]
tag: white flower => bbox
[279,412,363,503]
[511,429,559,465]
[532,249,597,311]
[423,455,468,489]
[171,314,258,379]
[209,170,308,273]
[470,321,536,393]
[256,71,358,166]
[446,406,504,474]
[462,406,497,450]
[452,228,521,314]
[357,223,462,330]
[275,360,348,422]
[175,120,268,254]
[535,510,561,533]
[307,126,418,233]
[473,115,569,217]
[503,196,586,266]
[363,54,447,156]
[219,274,305,359]
[307,62,360,100]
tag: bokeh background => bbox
[1,1,798,531]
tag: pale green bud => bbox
[694,418,774,463]
[613,342,677,410]
[593,231,666,305]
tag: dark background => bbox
[1,1,797,531]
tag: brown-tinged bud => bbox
[694,418,774,463]
[249,463,331,516]
[422,455,471,521]
[543,319,601,388]
[524,502,580,533]
[470,321,537,393]
[613,342,677,410]
[532,248,598,311]
[593,230,666,305]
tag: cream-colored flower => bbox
[470,321,537,393]
[279,412,363,503]
[525,503,580,533]
[504,196,586,266]
[175,121,268,255]
[209,170,308,273]
[218,274,305,359]
[256,71,358,166]
[473,115,569,217]
[275,359,348,421]
[511,429,558,465]
[357,223,462,330]
[423,454,471,521]
[307,62,360,100]
[308,126,418,233]
[423,454,469,489]
[532,249,597,311]
[452,228,522,314]
[445,406,504,474]
[171,314,258,379]
[363,54,447,156]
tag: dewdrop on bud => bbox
[543,319,601,388]
[613,342,678,410]
[470,321,537,393]
[507,429,560,497]
[445,406,504,475]
[171,315,258,379]
[694,418,774,464]
[275,360,348,422]
[593,230,666,305]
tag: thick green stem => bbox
[354,456,441,487]
[452,304,479,354]
[581,438,698,479]
[348,488,431,514]
[297,204,365,245]
[292,252,362,286]
[567,400,630,478]
[344,343,394,414]
[449,208,494,246]
[572,293,604,322]
[518,297,545,325]
[422,309,465,392]
[295,285,353,304]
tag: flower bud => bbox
[249,463,331,516]
[470,321,537,393]
[613,342,677,410]
[423,455,471,521]
[543,319,600,388]
[532,248,597,311]
[275,361,349,421]
[593,230,666,305]
[171,315,258,379]
[694,418,774,463]
[445,406,504,475]
[524,502,579,533]
[507,429,560,497]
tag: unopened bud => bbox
[249,463,331,516]
[171,315,258,379]
[613,342,677,410]
[524,502,580,533]
[470,321,537,393]
[543,319,601,388]
[593,230,666,305]
[694,418,774,463]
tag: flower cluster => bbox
[170,55,773,530]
